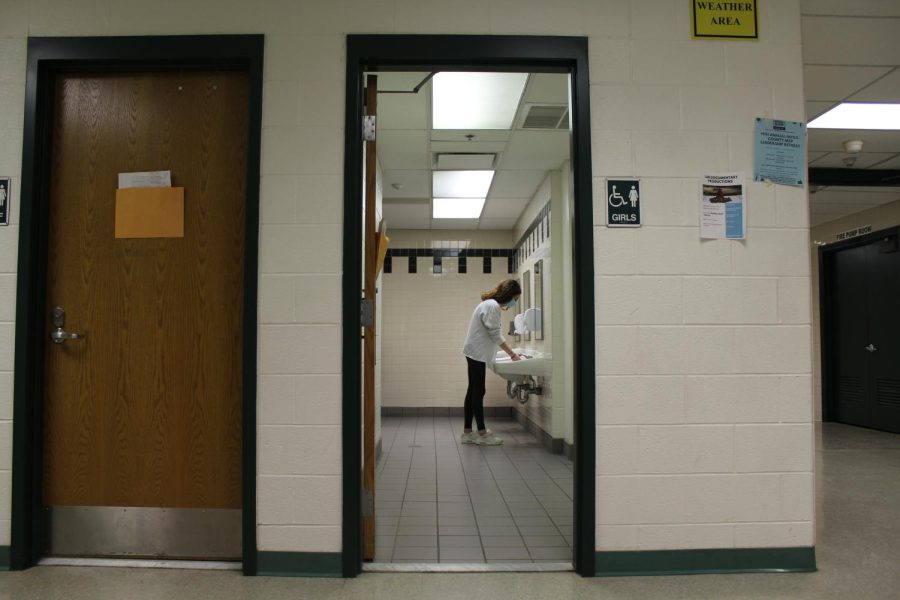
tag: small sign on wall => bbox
[0,177,10,226]
[692,0,758,40]
[606,179,641,228]
[836,225,872,241]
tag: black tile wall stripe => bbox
[408,255,416,273]
[458,256,467,273]
[483,255,491,273]
[383,254,392,273]
[433,254,442,273]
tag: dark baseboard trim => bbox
[513,409,563,454]
[0,546,9,570]
[257,552,342,578]
[595,547,816,577]
[382,406,514,418]
[564,440,575,461]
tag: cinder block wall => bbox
[0,0,812,556]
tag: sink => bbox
[490,351,551,384]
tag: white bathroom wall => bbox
[0,0,812,558]
[380,230,515,409]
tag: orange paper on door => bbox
[114,186,184,239]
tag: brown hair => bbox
[480,279,521,304]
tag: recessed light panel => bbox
[433,170,495,198]
[432,72,528,130]
[432,197,485,219]
[808,103,900,129]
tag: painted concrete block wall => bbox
[0,0,813,557]
[381,230,514,408]
[591,0,813,551]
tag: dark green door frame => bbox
[341,34,596,577]
[10,35,264,574]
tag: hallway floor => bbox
[373,415,574,564]
[1,423,899,599]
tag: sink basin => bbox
[490,351,551,384]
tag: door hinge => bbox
[361,298,375,327]
[363,115,376,141]
[361,489,374,517]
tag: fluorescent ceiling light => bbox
[433,197,485,219]
[808,103,900,129]
[433,170,495,198]
[432,72,528,130]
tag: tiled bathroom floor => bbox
[373,415,574,564]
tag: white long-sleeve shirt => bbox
[462,299,506,363]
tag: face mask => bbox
[506,299,517,309]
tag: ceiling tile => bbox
[802,16,900,66]
[383,202,431,229]
[806,101,837,121]
[803,65,892,101]
[435,153,496,169]
[482,197,530,219]
[377,130,430,170]
[848,68,900,101]
[489,171,548,198]
[499,130,571,171]
[382,170,429,198]
[808,128,900,153]
[523,73,570,105]
[431,130,510,142]
[431,218,480,230]
[808,152,898,168]
[479,218,518,230]
[870,154,900,169]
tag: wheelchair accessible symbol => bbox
[606,178,641,228]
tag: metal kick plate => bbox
[45,506,241,559]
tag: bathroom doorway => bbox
[342,35,596,577]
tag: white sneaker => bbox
[461,431,478,444]
[474,431,503,446]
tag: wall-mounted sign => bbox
[754,118,806,186]
[0,177,10,226]
[701,173,745,239]
[606,179,641,228]
[692,0,758,39]
[836,225,872,241]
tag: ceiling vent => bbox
[434,153,497,170]
[521,105,569,130]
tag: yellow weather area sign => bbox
[692,0,758,39]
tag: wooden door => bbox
[42,71,247,555]
[363,74,378,561]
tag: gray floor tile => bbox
[396,525,437,536]
[438,516,476,526]
[439,526,479,536]
[439,548,486,561]
[477,526,520,537]
[439,535,481,548]
[392,547,438,560]
[481,536,525,548]
[528,547,573,560]
[395,535,437,547]
[484,547,531,560]
[517,526,561,536]
[523,535,568,547]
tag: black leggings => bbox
[464,357,487,431]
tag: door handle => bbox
[865,344,877,353]
[50,306,86,345]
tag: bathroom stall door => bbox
[42,71,247,558]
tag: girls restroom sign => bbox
[606,179,641,228]
[0,178,10,226]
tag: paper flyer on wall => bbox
[701,173,745,239]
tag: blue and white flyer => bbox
[701,173,745,240]
[753,117,805,186]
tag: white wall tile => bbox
[637,327,735,375]
[259,225,342,274]
[632,42,725,86]
[0,372,12,421]
[292,476,341,525]
[395,0,491,33]
[0,324,13,371]
[778,376,813,423]
[259,425,341,476]
[296,174,343,224]
[682,86,773,132]
[590,131,634,177]
[778,277,811,324]
[263,80,301,128]
[298,80,344,129]
[746,182,777,228]
[732,229,810,276]
[591,85,681,131]
[733,326,811,374]
[258,325,340,374]
[581,0,630,37]
[0,274,16,321]
[596,276,683,325]
[0,421,11,472]
[637,179,698,227]
[775,185,810,228]
[28,0,109,35]
[633,131,729,177]
[635,229,731,275]
[294,275,342,324]
[258,525,341,552]
[682,277,778,324]
[260,175,298,225]
[597,376,685,425]
[594,226,635,275]
[638,524,734,550]
[488,0,584,35]
[588,38,631,84]
[734,522,814,548]
[638,425,733,474]
[596,326,639,375]
[629,0,689,41]
[0,518,9,546]
[259,276,296,324]
[780,473,814,522]
[257,475,295,524]
[596,525,639,551]
[734,424,813,472]
[596,426,639,475]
